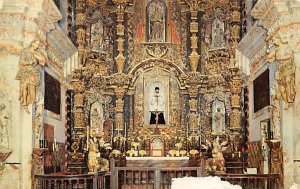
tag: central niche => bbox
[133,67,181,127]
[145,78,169,125]
[144,68,169,126]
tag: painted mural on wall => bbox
[0,77,11,151]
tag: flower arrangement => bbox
[180,150,187,157]
[131,142,140,150]
[175,142,182,150]
[139,150,146,157]
[189,149,199,156]
[169,150,176,157]
[111,149,121,157]
[126,149,135,157]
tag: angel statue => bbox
[202,137,227,173]
[16,39,47,113]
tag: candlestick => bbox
[87,126,90,149]
[111,123,114,144]
[54,138,57,148]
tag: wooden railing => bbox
[219,173,280,189]
[110,158,205,189]
[34,171,108,189]
[112,167,203,189]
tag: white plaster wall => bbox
[249,62,276,142]
[282,107,295,187]
[0,49,33,189]
[291,51,300,186]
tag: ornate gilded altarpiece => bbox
[67,0,246,174]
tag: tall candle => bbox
[111,123,114,144]
[54,137,57,150]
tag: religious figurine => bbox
[149,1,165,42]
[211,18,225,48]
[90,107,104,137]
[212,107,225,135]
[204,137,227,173]
[267,33,296,109]
[91,21,104,51]
[15,39,47,113]
[149,87,165,124]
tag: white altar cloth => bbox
[126,157,189,160]
[171,177,242,189]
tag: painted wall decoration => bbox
[0,76,11,151]
[44,72,61,115]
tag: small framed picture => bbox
[260,119,271,140]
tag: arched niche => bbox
[130,65,182,128]
[85,93,112,141]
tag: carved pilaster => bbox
[112,1,130,73]
[188,1,200,72]
[75,0,86,66]
[230,0,241,55]
[69,77,86,171]
[115,87,126,133]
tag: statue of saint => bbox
[15,39,47,113]
[149,2,165,42]
[91,22,104,51]
[212,18,225,48]
[149,87,165,124]
[90,108,104,137]
[212,107,225,135]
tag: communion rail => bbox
[110,157,205,189]
[34,171,109,189]
[219,173,280,189]
[111,166,203,189]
